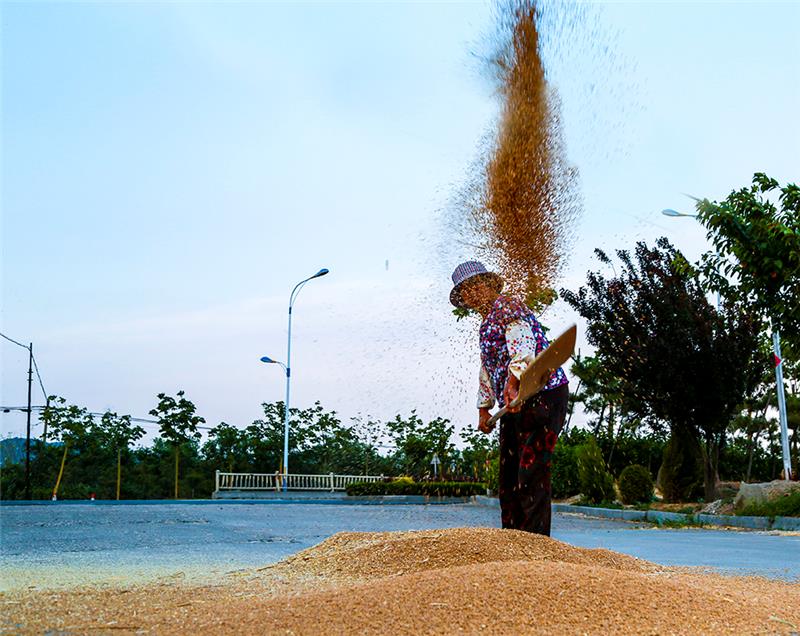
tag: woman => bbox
[450,261,569,536]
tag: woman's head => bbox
[460,278,500,312]
[450,261,503,313]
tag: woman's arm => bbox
[477,364,495,409]
[504,320,537,411]
[478,365,495,433]
[506,320,537,379]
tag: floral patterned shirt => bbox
[477,295,568,408]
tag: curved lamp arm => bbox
[289,268,329,309]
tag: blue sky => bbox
[2,1,798,444]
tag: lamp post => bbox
[261,268,329,491]
[661,208,792,480]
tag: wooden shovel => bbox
[486,324,577,428]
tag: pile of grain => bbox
[4,527,799,634]
[449,0,582,302]
[270,527,658,581]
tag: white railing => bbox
[215,471,384,493]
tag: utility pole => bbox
[25,342,33,500]
[773,329,792,480]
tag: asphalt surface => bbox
[1,502,798,590]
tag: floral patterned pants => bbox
[498,383,569,536]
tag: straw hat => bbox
[449,261,503,309]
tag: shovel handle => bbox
[485,407,506,429]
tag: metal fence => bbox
[215,471,384,493]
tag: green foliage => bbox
[484,452,499,495]
[459,426,499,483]
[551,438,580,499]
[562,238,762,502]
[737,489,800,518]
[569,354,624,431]
[695,173,800,347]
[99,411,145,451]
[575,436,616,504]
[41,396,93,445]
[149,390,204,447]
[385,412,456,480]
[618,464,654,504]
[345,480,486,497]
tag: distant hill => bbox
[1,438,31,467]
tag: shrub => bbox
[345,480,486,497]
[618,464,654,504]
[551,442,580,499]
[576,436,615,504]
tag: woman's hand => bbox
[504,374,521,413]
[478,408,494,434]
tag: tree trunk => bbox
[745,430,757,483]
[116,448,122,500]
[594,404,607,437]
[52,441,69,500]
[702,439,720,502]
[174,445,180,499]
[767,423,779,479]
[565,379,583,431]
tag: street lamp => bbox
[661,208,696,218]
[261,268,329,491]
[661,207,792,480]
[661,208,717,308]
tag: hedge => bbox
[346,480,486,497]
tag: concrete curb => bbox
[475,499,798,531]
[557,504,799,531]
[773,516,800,531]
[0,496,475,507]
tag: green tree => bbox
[459,426,498,481]
[562,238,762,501]
[569,354,628,439]
[99,411,145,500]
[386,412,456,479]
[203,422,245,473]
[693,174,799,479]
[695,173,800,348]
[40,396,94,499]
[149,391,204,499]
[350,416,386,476]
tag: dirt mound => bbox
[271,527,659,581]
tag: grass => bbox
[737,489,800,518]
[574,498,623,509]
[653,517,704,529]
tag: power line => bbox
[0,405,214,431]
[1,332,49,400]
[31,354,48,401]
[0,332,28,349]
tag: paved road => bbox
[1,502,798,591]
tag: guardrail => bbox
[214,471,384,493]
